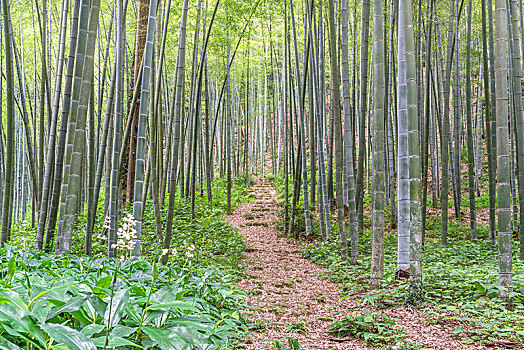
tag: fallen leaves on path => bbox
[227,177,493,350]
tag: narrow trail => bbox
[227,177,491,350]
[227,178,367,349]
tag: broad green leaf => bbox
[168,325,213,344]
[46,295,88,321]
[0,334,21,350]
[125,305,142,323]
[7,257,16,279]
[152,262,159,282]
[87,294,108,318]
[168,318,215,333]
[146,300,198,312]
[27,284,72,310]
[0,290,27,311]
[142,326,190,350]
[96,275,113,289]
[104,288,129,327]
[80,324,105,337]
[110,325,136,338]
[41,323,96,350]
[0,304,31,334]
[474,282,486,294]
[92,275,113,297]
[70,309,91,327]
[130,285,146,297]
[150,286,177,303]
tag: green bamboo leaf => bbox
[146,300,198,312]
[152,261,159,282]
[142,326,190,350]
[27,283,72,310]
[46,295,88,321]
[0,334,21,350]
[40,323,96,350]
[104,288,129,327]
[110,325,136,338]
[474,281,486,294]
[7,257,16,278]
[80,324,105,337]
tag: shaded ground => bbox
[227,177,492,350]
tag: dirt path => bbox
[227,178,491,350]
[227,178,368,349]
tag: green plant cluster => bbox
[9,177,250,277]
[302,230,524,344]
[210,174,254,213]
[0,176,254,349]
[0,245,248,349]
[272,337,303,350]
[328,310,405,346]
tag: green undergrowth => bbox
[302,228,524,346]
[253,337,304,350]
[9,176,251,277]
[2,176,254,349]
[272,172,524,346]
[0,246,248,349]
[328,310,409,347]
[210,174,255,213]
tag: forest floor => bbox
[227,177,494,350]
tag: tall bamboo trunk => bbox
[370,0,386,289]
[326,0,348,260]
[465,0,477,239]
[494,0,514,307]
[289,0,312,238]
[402,0,422,301]
[0,0,15,244]
[130,0,158,256]
[341,0,358,263]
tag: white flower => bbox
[104,213,139,255]
[162,249,169,256]
[103,216,111,230]
[123,213,136,225]
[188,244,195,251]
[120,256,125,262]
[171,248,177,256]
[186,252,194,258]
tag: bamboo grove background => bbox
[0,0,522,306]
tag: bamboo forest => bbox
[1,0,524,347]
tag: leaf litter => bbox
[227,178,495,350]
